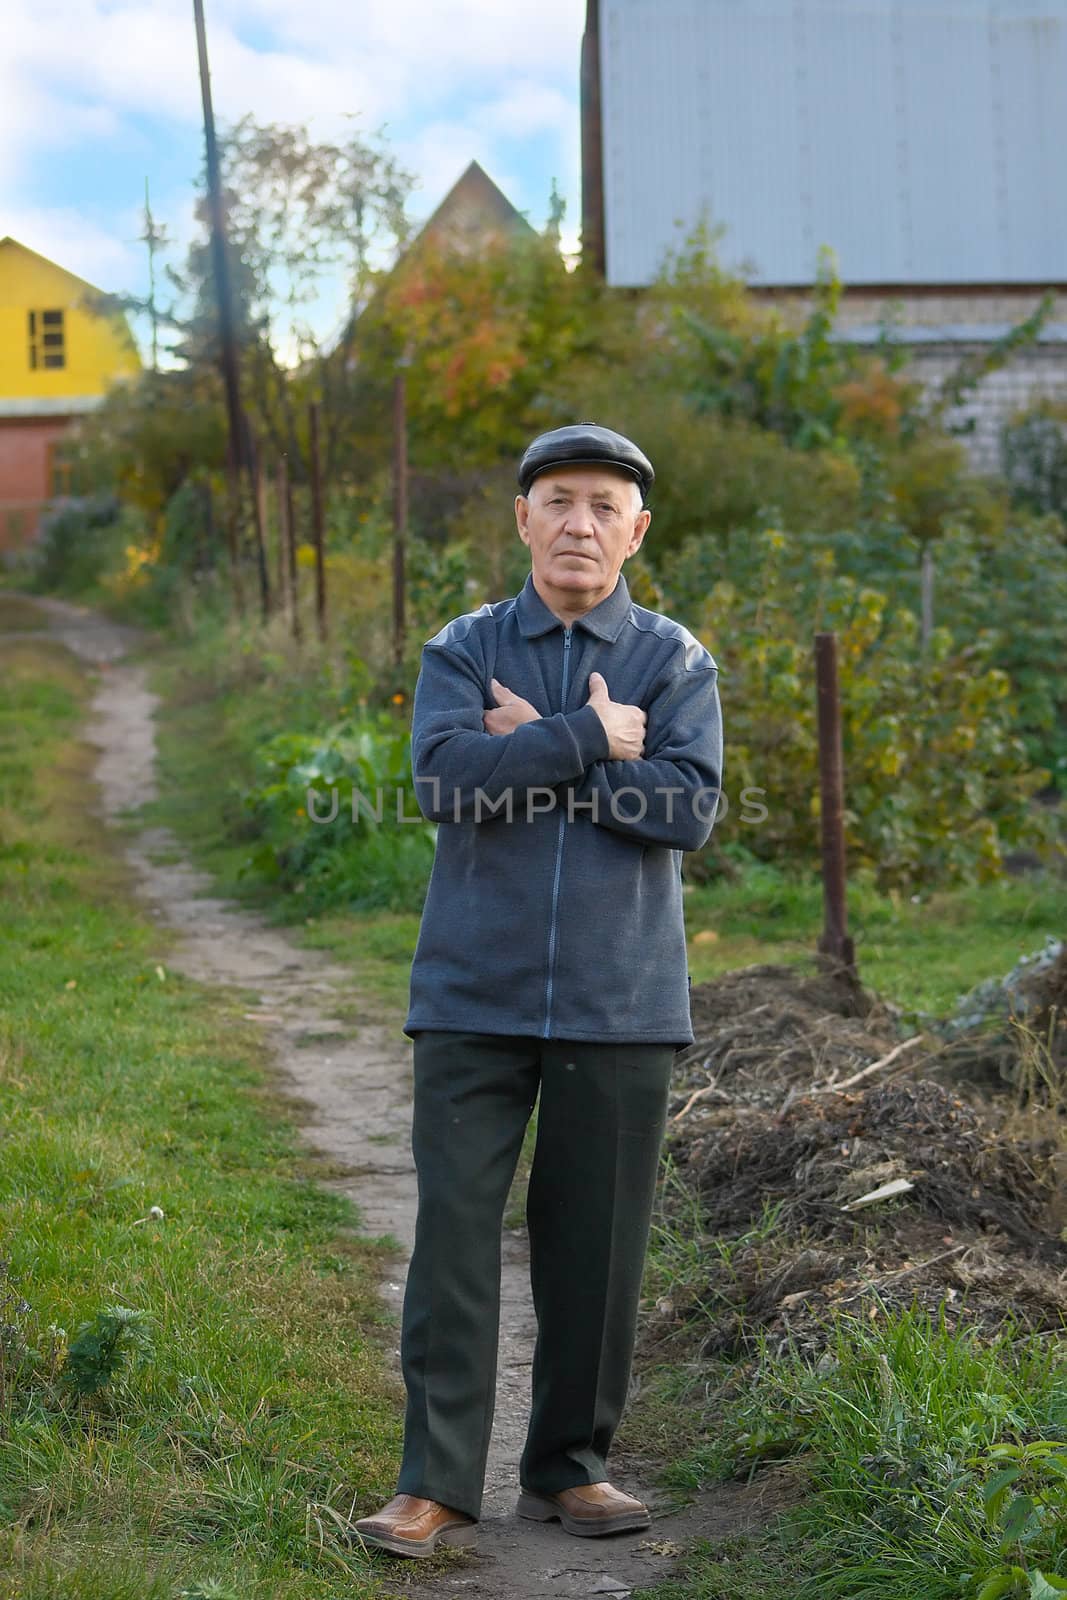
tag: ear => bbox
[626,507,652,557]
[515,494,531,547]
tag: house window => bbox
[28,309,66,370]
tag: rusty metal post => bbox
[223,465,245,615]
[308,401,328,642]
[249,438,271,621]
[392,369,408,670]
[198,480,215,574]
[276,456,301,643]
[285,456,301,644]
[920,543,935,652]
[814,632,855,973]
[272,460,285,603]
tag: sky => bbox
[2,0,586,348]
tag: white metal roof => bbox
[599,0,1067,288]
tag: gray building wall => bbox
[595,2,1067,470]
[600,0,1067,291]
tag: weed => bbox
[964,1441,1067,1599]
[62,1307,152,1397]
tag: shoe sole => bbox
[352,1521,476,1558]
[516,1490,650,1538]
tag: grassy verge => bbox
[631,1312,1067,1600]
[0,637,406,1600]
[683,864,1064,1015]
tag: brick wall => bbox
[770,287,1067,473]
[0,415,72,550]
[907,345,1067,472]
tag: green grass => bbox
[0,639,408,1599]
[634,1310,1067,1600]
[683,862,1064,1015]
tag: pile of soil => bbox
[650,960,1067,1359]
[676,962,916,1109]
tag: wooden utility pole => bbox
[193,0,254,590]
[814,632,855,973]
[580,0,607,276]
[308,402,328,642]
[392,369,409,669]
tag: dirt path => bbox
[9,594,775,1599]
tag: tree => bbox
[171,116,414,472]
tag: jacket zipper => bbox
[542,627,572,1037]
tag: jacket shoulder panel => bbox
[625,604,718,674]
[425,597,517,656]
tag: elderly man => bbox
[355,424,723,1557]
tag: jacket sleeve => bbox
[568,655,723,851]
[411,642,611,823]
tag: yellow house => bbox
[0,236,140,549]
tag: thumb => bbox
[587,671,609,702]
[490,677,515,705]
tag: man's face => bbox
[515,466,651,607]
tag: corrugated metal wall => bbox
[599,0,1067,287]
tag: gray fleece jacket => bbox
[404,573,723,1045]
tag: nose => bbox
[562,502,596,537]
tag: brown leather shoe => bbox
[352,1493,476,1558]
[517,1481,651,1537]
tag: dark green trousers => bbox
[396,1031,673,1521]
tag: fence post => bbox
[392,367,409,670]
[276,456,301,643]
[250,439,271,621]
[814,631,855,974]
[308,402,328,643]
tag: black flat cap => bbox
[518,423,655,500]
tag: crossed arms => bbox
[411,642,724,851]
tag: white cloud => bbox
[479,82,575,140]
[7,0,584,140]
[3,0,586,320]
[221,0,584,81]
[2,205,141,290]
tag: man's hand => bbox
[587,672,646,760]
[483,678,541,735]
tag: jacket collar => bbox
[515,573,633,642]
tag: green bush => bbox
[1002,402,1067,519]
[27,496,132,595]
[666,507,1067,795]
[239,713,435,912]
[674,529,1053,890]
[934,516,1067,787]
